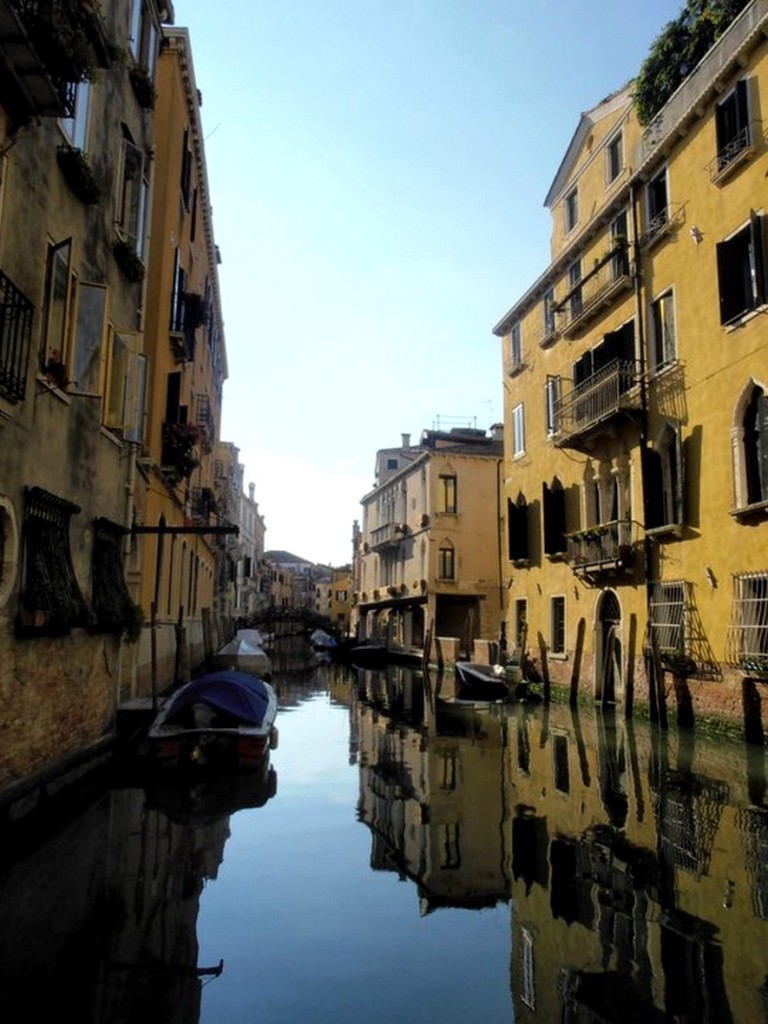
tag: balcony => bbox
[0,0,109,122]
[370,522,409,552]
[566,519,637,576]
[553,246,633,338]
[706,125,755,184]
[552,359,642,453]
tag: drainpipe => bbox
[630,182,662,725]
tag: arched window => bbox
[732,380,768,510]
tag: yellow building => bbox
[330,566,352,635]
[355,427,504,660]
[493,1,768,734]
[136,24,228,691]
[0,1,172,800]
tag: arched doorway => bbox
[595,590,622,705]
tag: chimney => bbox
[248,482,255,501]
[490,423,503,441]
[401,433,411,449]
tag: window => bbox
[742,384,768,507]
[71,282,107,393]
[509,322,522,370]
[714,79,751,177]
[643,423,683,530]
[512,403,525,457]
[91,518,138,635]
[568,260,582,319]
[545,376,561,437]
[180,127,192,209]
[19,487,88,635]
[438,546,455,580]
[649,290,676,373]
[606,131,623,183]
[129,0,159,76]
[170,249,187,333]
[386,458,398,470]
[60,81,90,152]
[41,238,73,376]
[507,494,528,562]
[104,332,144,440]
[438,474,457,514]
[0,268,33,403]
[728,572,768,672]
[514,598,527,651]
[610,210,629,278]
[716,214,766,325]
[564,187,578,233]
[543,479,566,556]
[542,286,556,342]
[520,928,536,1011]
[118,134,149,258]
[550,595,565,655]
[649,580,687,655]
[644,167,668,244]
[0,497,19,610]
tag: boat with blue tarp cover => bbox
[148,669,278,771]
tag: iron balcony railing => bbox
[553,246,632,338]
[566,518,636,573]
[194,392,215,449]
[706,124,754,182]
[0,268,33,402]
[552,358,642,448]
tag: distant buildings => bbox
[353,427,503,660]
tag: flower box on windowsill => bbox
[57,145,101,204]
[113,240,145,283]
[130,63,156,109]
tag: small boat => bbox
[148,669,278,771]
[454,661,516,702]
[210,630,272,675]
[347,641,389,668]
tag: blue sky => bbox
[174,0,682,566]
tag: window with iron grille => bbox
[728,572,768,673]
[91,518,136,634]
[18,487,87,635]
[714,79,751,177]
[0,269,33,403]
[648,580,687,654]
[550,595,565,655]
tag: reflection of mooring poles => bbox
[132,520,240,711]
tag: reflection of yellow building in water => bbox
[506,700,768,1023]
[136,25,228,692]
[493,2,768,735]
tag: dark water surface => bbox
[2,660,768,1022]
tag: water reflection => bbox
[2,660,768,1023]
[349,664,768,1023]
[0,756,276,1021]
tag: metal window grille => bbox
[649,580,687,653]
[0,270,33,403]
[20,486,87,633]
[91,518,134,633]
[728,572,768,671]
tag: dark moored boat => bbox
[454,662,515,702]
[148,670,278,771]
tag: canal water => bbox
[1,657,768,1022]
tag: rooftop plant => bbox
[634,0,750,126]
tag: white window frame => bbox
[512,402,525,457]
[545,376,561,438]
[649,288,676,373]
[60,80,91,152]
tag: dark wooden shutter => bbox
[543,481,566,555]
[507,496,529,561]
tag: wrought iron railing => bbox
[707,124,754,182]
[0,269,33,403]
[553,359,641,443]
[566,518,635,571]
[554,246,632,337]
